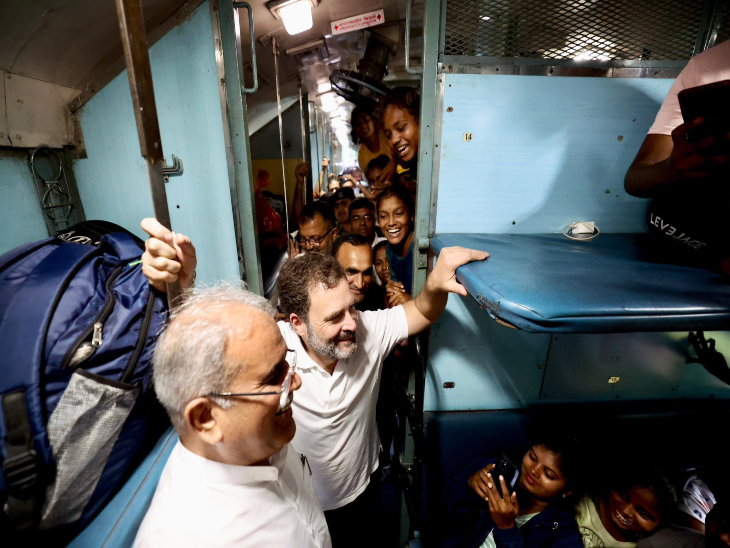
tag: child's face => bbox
[367,167,390,195]
[383,105,420,163]
[378,196,413,246]
[374,246,391,283]
[353,113,375,141]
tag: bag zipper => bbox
[120,290,157,383]
[60,264,125,369]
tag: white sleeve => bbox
[360,306,409,358]
[647,57,698,135]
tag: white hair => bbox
[152,282,275,432]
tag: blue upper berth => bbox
[431,233,730,333]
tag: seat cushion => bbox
[432,233,730,333]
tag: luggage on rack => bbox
[0,221,168,538]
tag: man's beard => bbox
[304,320,357,360]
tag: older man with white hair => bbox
[134,284,331,548]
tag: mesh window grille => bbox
[444,0,711,61]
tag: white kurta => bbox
[134,442,331,548]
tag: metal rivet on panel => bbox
[446,106,453,112]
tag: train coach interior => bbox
[1,0,730,546]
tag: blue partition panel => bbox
[72,1,240,285]
[425,294,551,412]
[435,74,674,234]
[0,150,49,255]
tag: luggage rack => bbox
[431,233,730,334]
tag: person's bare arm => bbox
[382,156,397,183]
[625,117,728,197]
[401,247,489,336]
[314,157,329,198]
[292,162,308,226]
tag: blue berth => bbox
[432,233,730,333]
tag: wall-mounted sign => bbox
[331,9,385,35]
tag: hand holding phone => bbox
[677,80,730,161]
[491,454,519,498]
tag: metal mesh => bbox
[41,370,138,529]
[444,0,707,61]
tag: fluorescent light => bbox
[279,1,313,35]
[320,93,339,112]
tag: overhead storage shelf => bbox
[432,233,730,333]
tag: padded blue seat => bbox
[432,233,730,333]
[68,428,177,548]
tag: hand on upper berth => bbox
[404,246,488,336]
[140,218,197,293]
[425,246,489,298]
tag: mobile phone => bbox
[678,80,730,124]
[491,453,519,498]
[678,80,730,150]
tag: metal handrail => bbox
[405,0,422,75]
[233,2,258,93]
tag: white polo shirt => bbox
[134,441,331,548]
[279,306,409,511]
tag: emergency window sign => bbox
[331,9,385,35]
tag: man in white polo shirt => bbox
[134,284,330,548]
[275,248,486,546]
[138,218,488,547]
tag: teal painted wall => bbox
[435,75,675,234]
[250,103,304,160]
[0,149,49,254]
[426,294,730,412]
[427,74,730,412]
[72,1,240,285]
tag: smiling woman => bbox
[576,468,677,548]
[442,431,584,548]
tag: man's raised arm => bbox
[402,247,489,336]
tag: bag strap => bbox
[0,241,101,531]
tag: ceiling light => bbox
[481,15,491,21]
[267,0,318,36]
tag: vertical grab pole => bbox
[233,2,259,93]
[115,0,181,307]
[405,0,423,75]
[273,37,290,236]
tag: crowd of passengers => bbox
[130,40,730,547]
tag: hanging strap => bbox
[0,241,100,531]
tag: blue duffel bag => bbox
[0,222,168,539]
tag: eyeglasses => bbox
[297,228,334,247]
[207,349,297,411]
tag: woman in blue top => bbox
[376,185,415,305]
[442,432,584,548]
